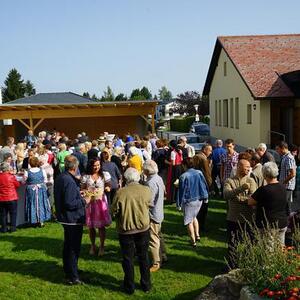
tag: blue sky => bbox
[0,0,299,98]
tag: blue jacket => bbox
[212,147,226,166]
[54,171,86,224]
[177,168,208,207]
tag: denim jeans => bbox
[119,230,151,293]
[0,200,18,232]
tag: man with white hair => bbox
[256,143,275,165]
[143,160,167,272]
[178,136,195,158]
[111,168,152,294]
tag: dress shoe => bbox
[150,264,160,272]
[66,279,84,285]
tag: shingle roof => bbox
[4,92,95,105]
[203,34,300,99]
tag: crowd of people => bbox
[0,128,299,294]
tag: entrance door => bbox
[280,107,293,144]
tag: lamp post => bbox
[194,104,199,122]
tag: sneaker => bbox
[150,264,160,272]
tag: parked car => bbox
[170,132,206,153]
[190,122,210,142]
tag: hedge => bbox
[170,116,195,132]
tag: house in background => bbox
[156,99,182,125]
[203,34,300,148]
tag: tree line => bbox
[1,68,208,116]
[82,85,172,102]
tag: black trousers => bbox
[197,202,208,231]
[62,224,83,281]
[119,230,151,293]
[0,200,17,232]
[226,221,252,269]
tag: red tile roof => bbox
[203,34,300,99]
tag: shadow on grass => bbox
[0,233,123,262]
[0,256,121,290]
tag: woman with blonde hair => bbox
[15,143,25,172]
[56,143,70,173]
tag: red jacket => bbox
[0,172,20,201]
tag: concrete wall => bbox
[209,49,270,148]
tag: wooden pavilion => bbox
[0,92,158,142]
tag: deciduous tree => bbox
[115,93,127,101]
[101,86,114,101]
[172,91,209,116]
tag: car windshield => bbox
[187,137,198,143]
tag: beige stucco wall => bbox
[209,49,270,148]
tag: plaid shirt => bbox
[220,151,239,182]
[279,151,296,190]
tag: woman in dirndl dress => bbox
[24,157,51,226]
[81,158,111,256]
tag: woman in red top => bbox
[166,140,183,203]
[0,162,21,233]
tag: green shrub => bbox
[203,115,210,125]
[170,116,195,132]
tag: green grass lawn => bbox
[0,199,227,300]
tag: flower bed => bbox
[232,222,300,300]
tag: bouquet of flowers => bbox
[82,187,103,201]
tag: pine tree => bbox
[2,68,25,103]
[82,92,90,98]
[24,80,36,97]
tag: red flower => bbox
[274,274,282,280]
[267,290,275,297]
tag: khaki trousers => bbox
[149,221,167,265]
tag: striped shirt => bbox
[279,151,296,190]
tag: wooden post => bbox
[151,107,155,133]
[29,113,33,132]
